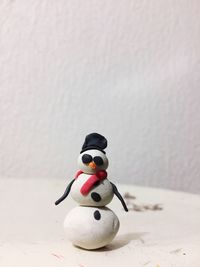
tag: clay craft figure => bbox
[55,133,128,250]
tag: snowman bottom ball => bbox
[64,206,120,250]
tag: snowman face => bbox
[78,149,108,174]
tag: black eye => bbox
[82,154,92,164]
[93,156,104,166]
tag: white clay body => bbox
[64,206,119,250]
[71,173,114,206]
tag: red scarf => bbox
[75,170,107,195]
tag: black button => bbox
[94,210,101,220]
[91,192,101,202]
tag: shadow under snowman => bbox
[55,133,128,250]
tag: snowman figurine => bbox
[55,133,128,250]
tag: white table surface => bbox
[0,178,200,267]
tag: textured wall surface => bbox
[0,0,200,193]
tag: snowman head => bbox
[78,149,109,174]
[77,133,108,174]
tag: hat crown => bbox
[81,133,107,153]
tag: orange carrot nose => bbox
[88,161,96,169]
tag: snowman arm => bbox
[110,182,128,212]
[55,179,75,205]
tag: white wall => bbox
[0,0,200,193]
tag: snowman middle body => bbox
[71,173,114,207]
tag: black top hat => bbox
[81,133,107,154]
